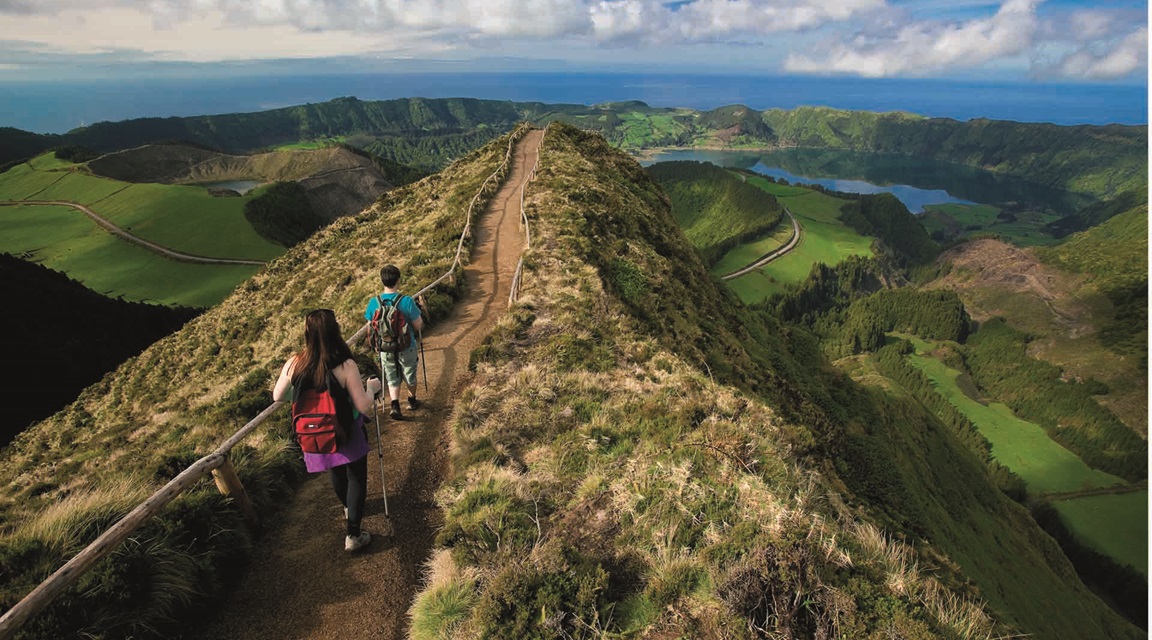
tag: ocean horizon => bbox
[1,71,1146,135]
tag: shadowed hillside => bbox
[0,254,200,447]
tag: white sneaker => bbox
[345,531,371,552]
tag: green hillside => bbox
[2,98,1143,201]
[0,124,1140,640]
[646,161,784,266]
[417,125,1139,638]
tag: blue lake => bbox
[198,180,262,194]
[642,148,1090,215]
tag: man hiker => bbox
[365,264,424,420]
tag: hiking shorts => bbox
[380,347,419,389]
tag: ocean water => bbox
[1,72,1146,134]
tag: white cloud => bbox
[784,0,1147,80]
[1054,27,1148,79]
[0,0,1145,80]
[785,0,1041,77]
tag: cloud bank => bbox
[0,0,1145,80]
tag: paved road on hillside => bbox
[193,128,544,640]
[720,205,801,280]
[0,200,267,266]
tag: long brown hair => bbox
[293,309,355,390]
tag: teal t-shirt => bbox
[364,292,421,352]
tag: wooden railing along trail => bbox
[0,124,539,640]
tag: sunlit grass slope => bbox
[0,129,527,639]
[410,124,1140,639]
[0,154,283,306]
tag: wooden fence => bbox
[0,124,534,640]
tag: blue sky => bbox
[0,0,1146,84]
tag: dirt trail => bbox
[193,129,544,640]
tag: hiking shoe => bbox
[345,531,371,552]
[390,400,403,420]
[407,396,422,410]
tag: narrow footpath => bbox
[192,128,544,640]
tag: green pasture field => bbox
[95,183,283,260]
[617,112,688,148]
[717,182,873,302]
[27,154,77,171]
[897,335,1144,574]
[902,336,1125,495]
[0,203,259,307]
[0,162,70,200]
[920,203,1063,247]
[31,171,133,205]
[746,175,811,197]
[1053,492,1148,575]
[711,223,793,276]
[728,189,873,303]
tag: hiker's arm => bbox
[339,359,377,415]
[272,357,296,402]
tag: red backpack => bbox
[369,295,411,354]
[291,372,348,454]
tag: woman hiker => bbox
[273,308,383,552]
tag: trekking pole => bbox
[368,377,389,517]
[419,329,428,393]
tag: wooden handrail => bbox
[0,124,533,640]
[509,127,544,304]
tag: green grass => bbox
[0,162,70,200]
[1052,492,1148,575]
[710,223,792,275]
[902,337,1125,495]
[617,112,688,149]
[745,175,810,197]
[920,203,1065,247]
[719,185,874,302]
[0,203,261,306]
[27,154,79,171]
[0,154,283,305]
[94,183,283,260]
[31,171,132,204]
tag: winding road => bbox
[719,205,801,280]
[0,199,267,266]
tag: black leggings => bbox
[329,455,368,536]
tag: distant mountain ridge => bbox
[2,97,1144,199]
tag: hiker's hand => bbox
[416,294,427,312]
[366,377,382,398]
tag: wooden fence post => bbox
[211,458,260,531]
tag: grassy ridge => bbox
[0,129,525,639]
[411,123,1140,639]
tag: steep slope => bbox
[0,123,1140,640]
[0,254,200,446]
[406,124,1141,638]
[0,129,528,639]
